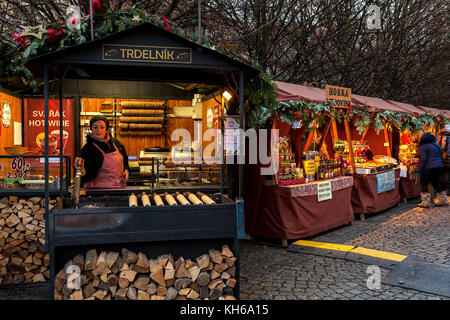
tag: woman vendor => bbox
[75,116,129,189]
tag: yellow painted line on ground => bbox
[291,240,408,262]
[350,247,408,262]
[291,240,355,252]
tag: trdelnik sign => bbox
[102,44,192,64]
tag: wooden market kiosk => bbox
[0,22,259,299]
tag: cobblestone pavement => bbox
[0,197,448,300]
[240,197,450,300]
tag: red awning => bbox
[274,81,449,118]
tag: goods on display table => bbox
[250,135,354,244]
[398,131,421,200]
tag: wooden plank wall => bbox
[81,98,193,157]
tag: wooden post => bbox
[360,113,376,142]
[383,121,392,157]
[303,129,315,154]
[344,117,357,187]
[317,120,332,160]
[331,118,338,144]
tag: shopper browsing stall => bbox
[75,116,129,189]
[417,132,448,207]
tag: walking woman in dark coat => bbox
[417,132,448,207]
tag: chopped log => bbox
[119,269,137,282]
[174,278,184,291]
[138,290,150,300]
[6,214,20,227]
[200,286,211,299]
[226,278,237,288]
[197,272,210,287]
[109,286,117,297]
[121,248,138,264]
[209,249,223,264]
[208,279,224,290]
[221,245,233,258]
[103,252,118,269]
[166,287,178,300]
[184,259,194,269]
[175,261,190,279]
[127,286,137,300]
[188,265,201,282]
[209,288,222,300]
[28,197,42,205]
[156,285,167,296]
[54,269,67,291]
[83,283,96,299]
[182,278,192,289]
[150,268,165,287]
[221,272,231,280]
[93,290,108,300]
[146,282,157,295]
[210,270,221,280]
[227,265,236,277]
[96,251,108,273]
[179,288,191,296]
[134,252,149,273]
[70,254,84,273]
[164,269,175,281]
[157,254,169,267]
[133,276,150,290]
[118,278,129,289]
[107,274,119,287]
[69,290,83,300]
[115,288,128,300]
[85,249,98,271]
[224,257,236,267]
[110,256,124,274]
[187,289,199,300]
[214,263,228,274]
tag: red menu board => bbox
[23,98,74,163]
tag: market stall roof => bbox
[386,100,426,115]
[26,22,259,85]
[274,81,449,118]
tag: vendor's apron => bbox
[84,142,126,189]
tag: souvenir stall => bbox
[243,83,356,245]
[1,21,259,300]
[243,81,450,241]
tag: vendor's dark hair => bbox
[89,115,109,130]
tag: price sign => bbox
[6,157,31,180]
[317,181,332,202]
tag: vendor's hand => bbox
[74,157,84,169]
[123,169,129,182]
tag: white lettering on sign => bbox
[28,119,69,127]
[317,181,332,202]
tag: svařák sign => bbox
[102,44,192,64]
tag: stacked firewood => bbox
[0,196,55,285]
[54,245,237,300]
